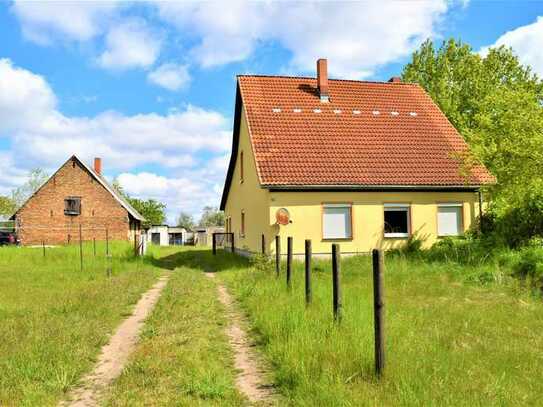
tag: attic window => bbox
[313,108,322,113]
[353,110,361,115]
[391,111,399,116]
[333,109,342,114]
[372,110,380,115]
[293,108,302,113]
[64,197,81,216]
[409,112,418,117]
[272,108,281,113]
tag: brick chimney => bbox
[388,76,402,83]
[317,58,329,102]
[94,157,102,175]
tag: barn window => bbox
[322,204,352,240]
[437,203,463,236]
[64,197,81,216]
[384,203,410,238]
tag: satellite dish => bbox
[275,208,290,225]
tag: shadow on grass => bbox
[150,249,250,273]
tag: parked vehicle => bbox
[0,231,19,246]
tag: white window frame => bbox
[383,203,410,238]
[322,203,353,240]
[437,203,463,237]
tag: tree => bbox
[127,198,166,227]
[11,168,49,208]
[198,206,225,227]
[402,39,543,203]
[177,212,195,230]
[0,196,16,219]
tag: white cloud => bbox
[0,59,231,218]
[480,16,543,77]
[98,18,163,70]
[11,1,118,44]
[156,0,449,78]
[148,63,191,91]
[117,170,225,222]
[0,58,57,133]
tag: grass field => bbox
[0,242,162,406]
[197,250,543,406]
[103,248,245,406]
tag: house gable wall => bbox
[15,157,132,245]
[224,105,271,254]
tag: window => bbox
[384,203,410,238]
[241,211,245,237]
[437,203,463,236]
[240,151,244,183]
[322,204,352,240]
[64,197,81,216]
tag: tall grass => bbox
[208,251,543,406]
[0,242,162,406]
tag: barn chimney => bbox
[94,157,102,175]
[388,76,402,83]
[317,58,329,102]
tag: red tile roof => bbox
[237,75,495,187]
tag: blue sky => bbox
[0,1,542,222]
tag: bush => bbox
[511,247,543,293]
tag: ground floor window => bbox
[322,203,352,240]
[384,203,410,238]
[437,203,463,236]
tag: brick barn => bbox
[10,155,145,246]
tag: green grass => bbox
[198,251,543,406]
[103,248,245,406]
[0,242,162,406]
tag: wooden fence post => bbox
[93,237,96,257]
[212,233,217,255]
[372,249,385,376]
[286,237,293,289]
[261,234,265,255]
[134,233,138,257]
[106,228,109,256]
[332,244,341,322]
[79,224,83,272]
[275,236,281,277]
[42,240,45,257]
[305,239,312,305]
[230,232,235,254]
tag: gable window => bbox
[384,203,410,238]
[240,151,244,183]
[437,203,463,236]
[241,211,245,237]
[64,197,81,216]
[322,203,352,240]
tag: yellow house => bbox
[220,59,495,256]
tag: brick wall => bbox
[15,157,134,245]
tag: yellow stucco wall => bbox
[268,191,479,255]
[224,106,270,254]
[224,105,481,256]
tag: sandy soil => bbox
[205,272,275,404]
[60,273,171,407]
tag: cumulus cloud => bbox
[156,0,449,78]
[11,0,118,44]
[98,18,163,70]
[117,170,225,221]
[0,59,231,218]
[148,63,191,91]
[480,16,543,77]
[0,59,57,133]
